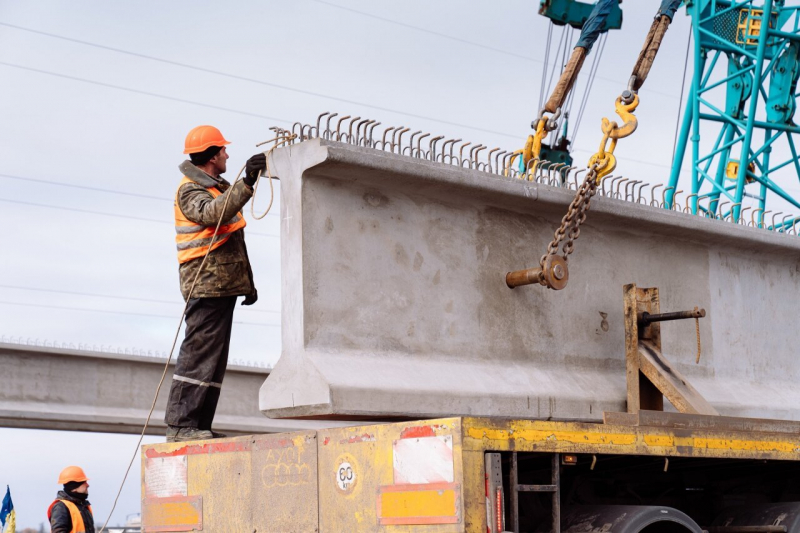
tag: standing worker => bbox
[165,125,267,442]
[48,466,94,533]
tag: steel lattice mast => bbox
[667,0,800,228]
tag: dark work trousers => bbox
[165,296,237,429]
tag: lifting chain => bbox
[506,94,640,291]
[540,163,600,267]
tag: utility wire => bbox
[671,30,693,167]
[0,172,168,201]
[0,50,516,141]
[305,2,679,100]
[0,172,279,217]
[307,0,543,63]
[0,300,277,326]
[0,61,292,123]
[0,198,279,238]
[0,17,679,141]
[0,284,281,314]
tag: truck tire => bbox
[712,502,800,533]
[562,505,703,533]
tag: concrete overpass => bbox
[0,342,347,436]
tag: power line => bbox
[0,300,278,327]
[0,27,519,140]
[0,61,291,123]
[0,198,279,238]
[0,172,168,201]
[0,284,281,314]
[0,172,279,217]
[307,0,542,63]
[305,1,680,101]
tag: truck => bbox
[141,123,800,532]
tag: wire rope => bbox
[96,132,293,533]
[671,30,693,168]
[538,21,554,112]
[572,32,608,145]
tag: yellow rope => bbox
[251,132,296,220]
[98,135,291,533]
[694,306,702,364]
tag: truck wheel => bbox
[562,505,703,533]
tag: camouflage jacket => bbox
[176,160,256,301]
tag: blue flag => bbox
[0,486,14,533]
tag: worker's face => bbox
[211,146,229,175]
[73,482,89,494]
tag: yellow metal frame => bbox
[141,417,800,532]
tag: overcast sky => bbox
[1,0,799,528]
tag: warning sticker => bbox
[145,456,188,498]
[335,453,358,494]
[393,435,454,484]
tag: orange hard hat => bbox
[58,466,89,485]
[184,125,230,154]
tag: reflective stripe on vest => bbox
[174,176,247,264]
[47,499,92,533]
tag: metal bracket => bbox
[623,283,718,416]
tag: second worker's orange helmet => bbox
[184,125,230,154]
[58,465,89,485]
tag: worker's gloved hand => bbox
[243,153,267,186]
[242,289,258,306]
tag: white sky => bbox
[1,0,798,528]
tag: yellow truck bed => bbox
[141,415,800,532]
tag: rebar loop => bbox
[276,111,798,234]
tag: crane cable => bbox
[508,0,616,175]
[572,32,608,145]
[510,0,684,290]
[97,131,295,533]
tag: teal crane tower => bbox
[667,0,800,228]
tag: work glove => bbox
[243,153,267,186]
[242,289,258,306]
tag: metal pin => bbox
[661,186,674,208]
[781,214,793,233]
[752,208,763,227]
[406,131,422,155]
[770,211,783,231]
[354,118,369,145]
[625,180,641,202]
[324,113,339,140]
[395,127,410,154]
[650,184,663,206]
[416,133,430,157]
[458,142,472,167]
[740,206,752,225]
[615,178,629,200]
[717,201,730,221]
[316,112,330,138]
[672,190,684,211]
[429,136,444,161]
[335,115,351,139]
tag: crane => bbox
[667,0,800,229]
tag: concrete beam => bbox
[259,139,800,422]
[0,343,347,436]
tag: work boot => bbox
[165,426,180,442]
[168,427,214,443]
[210,430,227,439]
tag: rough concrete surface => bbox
[260,139,800,422]
[0,343,348,435]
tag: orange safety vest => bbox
[47,499,92,533]
[174,176,247,264]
